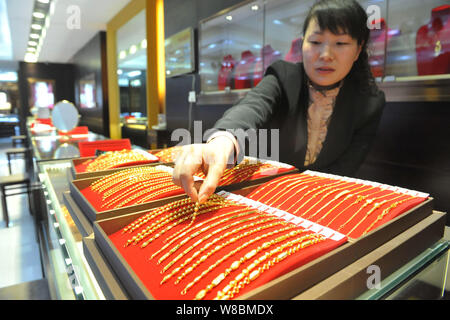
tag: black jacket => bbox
[213,60,386,177]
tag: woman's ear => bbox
[354,42,364,62]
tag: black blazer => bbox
[213,60,386,177]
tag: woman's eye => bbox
[337,42,349,46]
[309,41,321,45]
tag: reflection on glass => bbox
[385,0,450,78]
[200,1,264,92]
[79,74,96,109]
[28,78,55,110]
[116,9,147,120]
[165,28,195,77]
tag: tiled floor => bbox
[0,137,43,290]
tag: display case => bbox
[197,0,450,104]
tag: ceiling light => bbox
[30,33,40,39]
[117,69,123,75]
[33,12,46,19]
[127,70,142,78]
[251,5,259,11]
[141,39,147,49]
[24,53,37,63]
[226,15,232,21]
[37,0,50,3]
[119,51,127,59]
[27,47,36,52]
[28,41,38,46]
[31,24,42,30]
[129,45,137,55]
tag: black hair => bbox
[302,0,378,94]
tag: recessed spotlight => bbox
[119,51,127,59]
[33,12,46,19]
[129,45,137,54]
[27,47,36,52]
[37,0,50,4]
[31,24,42,30]
[30,33,40,39]
[24,53,38,63]
[251,5,259,11]
[28,41,38,46]
[225,15,232,21]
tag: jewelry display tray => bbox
[69,156,172,180]
[84,182,439,300]
[65,166,298,237]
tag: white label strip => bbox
[217,191,345,241]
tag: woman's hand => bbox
[172,136,235,204]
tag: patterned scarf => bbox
[304,81,342,166]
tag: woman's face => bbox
[302,18,362,86]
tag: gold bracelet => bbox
[214,234,325,300]
[159,218,286,285]
[249,174,318,200]
[284,179,340,213]
[140,207,253,249]
[157,209,259,264]
[101,173,170,198]
[113,185,182,209]
[362,196,415,236]
[102,183,176,208]
[294,181,349,216]
[160,211,266,273]
[122,195,225,234]
[336,192,400,232]
[194,232,319,300]
[150,204,249,259]
[345,193,406,236]
[181,228,309,295]
[304,184,372,221]
[124,203,227,247]
[259,176,322,205]
[316,187,374,225]
[91,167,161,192]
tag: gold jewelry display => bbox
[345,193,405,236]
[362,196,414,236]
[259,176,322,205]
[214,234,325,300]
[180,228,309,295]
[336,191,401,232]
[249,174,312,199]
[159,219,288,285]
[304,184,371,220]
[150,204,250,260]
[84,149,153,172]
[160,212,266,273]
[293,180,348,215]
[194,232,321,300]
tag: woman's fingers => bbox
[172,144,203,202]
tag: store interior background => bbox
[0,0,449,230]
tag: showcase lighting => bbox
[31,24,42,30]
[33,12,46,19]
[24,53,37,63]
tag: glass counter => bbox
[38,160,105,300]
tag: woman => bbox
[173,0,386,204]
